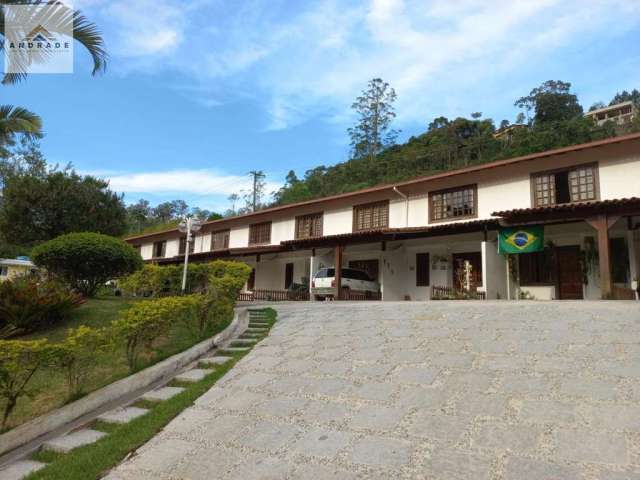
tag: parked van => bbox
[311,267,380,300]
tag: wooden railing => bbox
[238,289,310,302]
[342,290,382,301]
[431,285,486,300]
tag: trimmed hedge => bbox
[32,232,143,297]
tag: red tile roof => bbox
[492,197,640,217]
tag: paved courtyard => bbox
[107,301,640,480]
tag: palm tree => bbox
[0,105,42,156]
[0,0,107,84]
[0,1,106,153]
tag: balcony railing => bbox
[431,285,486,300]
[238,289,310,302]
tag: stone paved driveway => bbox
[106,301,640,480]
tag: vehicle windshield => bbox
[314,268,372,282]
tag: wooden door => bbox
[556,246,583,300]
[349,259,379,281]
[452,252,482,290]
[284,263,294,289]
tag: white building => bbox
[585,101,636,127]
[126,134,640,301]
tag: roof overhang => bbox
[493,197,640,225]
[282,219,499,249]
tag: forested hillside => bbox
[272,81,640,206]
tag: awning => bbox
[282,219,499,249]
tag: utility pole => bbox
[248,170,265,212]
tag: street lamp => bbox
[178,216,202,294]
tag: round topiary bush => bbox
[32,232,143,297]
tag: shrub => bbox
[56,326,113,399]
[32,232,143,297]
[112,296,197,371]
[0,277,83,339]
[0,339,58,430]
[120,260,251,298]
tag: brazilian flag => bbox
[498,226,544,254]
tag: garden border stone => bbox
[0,306,249,462]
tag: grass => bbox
[25,308,277,480]
[1,296,234,431]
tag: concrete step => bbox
[141,386,185,402]
[174,368,213,383]
[219,347,251,353]
[248,322,270,328]
[97,406,149,425]
[200,356,233,366]
[0,460,47,480]
[231,338,258,345]
[42,428,106,453]
[246,328,267,333]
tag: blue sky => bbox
[3,0,640,213]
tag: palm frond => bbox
[1,1,107,84]
[0,104,43,147]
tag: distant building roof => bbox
[0,258,35,267]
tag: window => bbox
[295,213,323,239]
[210,230,230,250]
[519,250,554,285]
[416,253,430,286]
[249,221,271,245]
[178,236,195,255]
[429,185,477,222]
[153,240,167,258]
[532,164,597,207]
[353,201,389,232]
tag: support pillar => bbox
[334,245,343,300]
[586,214,617,299]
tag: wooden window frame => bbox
[530,162,600,208]
[249,221,272,245]
[210,229,230,251]
[416,252,430,287]
[352,201,389,232]
[428,184,478,223]
[178,236,195,255]
[295,212,323,239]
[518,250,555,286]
[152,240,167,259]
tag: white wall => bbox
[140,244,153,260]
[165,238,180,258]
[323,207,353,235]
[599,154,640,200]
[271,218,295,244]
[229,226,249,248]
[482,237,508,300]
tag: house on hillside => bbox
[585,101,636,127]
[0,258,37,282]
[492,123,528,143]
[126,134,640,301]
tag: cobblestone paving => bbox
[106,301,640,480]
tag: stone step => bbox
[246,328,267,333]
[97,406,149,425]
[249,322,270,327]
[200,356,233,366]
[241,333,262,339]
[231,338,258,345]
[219,347,251,353]
[141,386,185,402]
[42,428,106,453]
[0,460,47,480]
[174,368,213,383]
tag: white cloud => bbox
[96,168,281,198]
[86,0,640,129]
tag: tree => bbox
[273,170,312,205]
[0,105,42,157]
[31,232,143,297]
[227,193,239,215]
[0,168,128,245]
[515,80,583,125]
[0,138,46,192]
[347,78,399,161]
[0,1,107,84]
[610,89,640,107]
[246,170,266,212]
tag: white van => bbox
[311,267,380,300]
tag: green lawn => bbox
[25,308,277,480]
[1,296,232,432]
